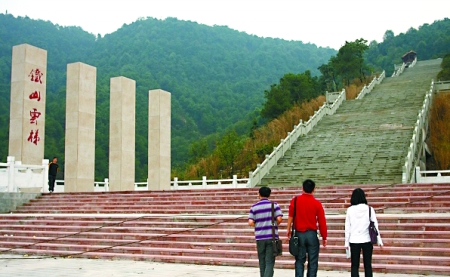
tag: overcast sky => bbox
[1,0,448,49]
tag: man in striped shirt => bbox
[248,186,283,277]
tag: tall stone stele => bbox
[64,62,97,192]
[9,44,47,165]
[109,77,136,191]
[148,89,171,190]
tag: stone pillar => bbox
[64,62,96,192]
[148,89,171,190]
[109,77,135,191]
[8,44,47,165]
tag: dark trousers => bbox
[350,242,373,277]
[48,175,56,192]
[295,230,320,277]
[256,239,275,277]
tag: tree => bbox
[261,71,323,120]
[188,138,209,163]
[333,39,369,85]
[318,57,339,91]
[215,130,244,177]
[383,30,395,42]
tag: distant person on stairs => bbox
[48,157,59,193]
[287,179,327,277]
[248,186,283,277]
[345,188,383,277]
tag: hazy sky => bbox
[1,0,448,49]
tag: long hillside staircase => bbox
[1,59,449,276]
[262,59,441,186]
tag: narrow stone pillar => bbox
[64,62,96,192]
[109,77,135,191]
[8,44,47,165]
[148,89,171,190]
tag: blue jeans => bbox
[256,239,275,277]
[295,230,320,277]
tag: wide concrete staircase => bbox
[1,183,450,275]
[261,59,441,186]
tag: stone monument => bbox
[148,89,171,190]
[8,44,47,165]
[64,62,97,192]
[109,77,136,191]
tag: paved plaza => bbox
[0,254,442,277]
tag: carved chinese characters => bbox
[27,69,43,143]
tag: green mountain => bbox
[0,14,336,180]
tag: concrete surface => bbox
[0,254,442,277]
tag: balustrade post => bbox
[415,167,421,183]
[173,177,178,190]
[248,171,253,187]
[202,176,207,188]
[232,175,238,188]
[42,159,49,193]
[104,178,109,192]
[7,156,15,192]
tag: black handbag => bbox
[289,196,300,256]
[368,206,378,244]
[271,202,283,257]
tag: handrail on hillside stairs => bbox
[248,70,388,187]
[402,80,435,183]
[392,57,417,77]
[356,71,386,100]
[247,88,346,187]
[415,167,450,183]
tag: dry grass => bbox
[429,92,450,170]
[179,77,375,180]
[346,76,374,100]
[180,96,326,179]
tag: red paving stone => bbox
[1,183,449,275]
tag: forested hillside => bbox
[0,14,335,180]
[365,18,450,76]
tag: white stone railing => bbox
[0,156,49,193]
[53,179,110,193]
[356,71,385,100]
[392,57,417,77]
[392,62,406,77]
[247,89,346,187]
[171,175,249,190]
[435,80,450,91]
[402,80,434,183]
[52,175,250,192]
[409,57,417,68]
[414,167,450,183]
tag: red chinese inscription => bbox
[29,108,41,125]
[29,91,41,101]
[28,68,43,84]
[27,129,40,145]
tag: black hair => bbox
[259,186,271,198]
[350,188,368,205]
[303,179,316,193]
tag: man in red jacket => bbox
[287,179,327,277]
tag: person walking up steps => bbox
[287,179,327,277]
[248,186,283,277]
[345,188,383,277]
